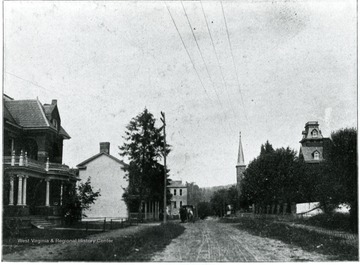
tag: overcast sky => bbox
[4,0,357,187]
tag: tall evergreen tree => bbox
[260,140,275,155]
[119,108,171,213]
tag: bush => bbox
[197,201,213,219]
[297,213,353,232]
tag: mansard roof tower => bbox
[299,121,330,163]
[236,132,246,193]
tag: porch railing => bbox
[3,153,71,174]
[48,162,70,171]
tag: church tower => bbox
[236,132,246,193]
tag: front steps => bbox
[29,216,59,229]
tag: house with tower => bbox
[3,94,77,218]
[299,121,331,163]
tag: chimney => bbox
[100,142,110,155]
[52,99,57,105]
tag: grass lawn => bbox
[60,222,186,261]
[294,213,354,233]
[222,217,358,261]
[2,228,102,255]
[3,222,185,261]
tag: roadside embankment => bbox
[222,216,358,261]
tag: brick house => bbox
[76,142,129,218]
[3,94,77,217]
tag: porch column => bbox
[9,175,14,205]
[60,182,64,206]
[45,179,50,206]
[17,175,23,205]
[22,176,28,205]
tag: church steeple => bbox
[237,132,245,166]
[236,132,246,193]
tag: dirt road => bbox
[3,218,333,261]
[151,218,330,262]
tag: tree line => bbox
[239,128,357,231]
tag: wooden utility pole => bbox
[160,111,167,223]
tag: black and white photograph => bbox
[2,0,358,262]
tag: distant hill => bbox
[199,184,235,202]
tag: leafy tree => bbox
[77,177,101,212]
[63,177,101,223]
[210,189,228,217]
[316,128,358,231]
[186,182,203,206]
[197,201,213,219]
[227,185,240,212]
[260,140,274,155]
[208,185,241,216]
[119,108,172,213]
[240,143,304,210]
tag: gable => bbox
[77,152,127,168]
[44,104,61,128]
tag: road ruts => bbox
[151,218,330,262]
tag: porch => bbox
[3,151,77,217]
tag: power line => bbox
[199,0,237,119]
[5,71,52,92]
[164,1,212,101]
[180,2,223,107]
[180,1,234,133]
[220,0,248,121]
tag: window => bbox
[52,119,58,129]
[311,129,318,137]
[314,151,320,160]
[180,189,182,196]
[174,189,177,196]
[173,201,177,208]
[180,201,182,207]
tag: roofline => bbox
[305,121,319,125]
[36,98,51,127]
[21,126,70,138]
[3,94,14,100]
[299,137,330,144]
[76,152,128,168]
[4,120,22,129]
